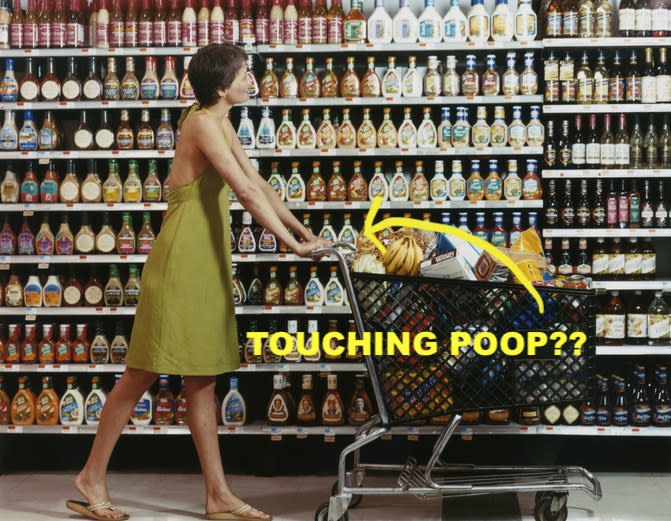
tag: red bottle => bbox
[125,0,139,47]
[21,324,38,364]
[138,0,153,46]
[0,218,16,255]
[167,0,182,45]
[55,324,72,363]
[23,0,39,48]
[5,324,21,364]
[255,0,269,44]
[71,324,89,363]
[10,0,24,48]
[223,0,239,43]
[51,0,67,47]
[109,0,124,47]
[38,324,56,364]
[66,0,86,47]
[153,0,168,46]
[38,0,53,48]
[239,0,254,43]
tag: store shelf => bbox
[256,41,543,54]
[0,46,201,57]
[247,147,543,158]
[0,307,136,316]
[0,305,350,316]
[593,280,671,290]
[228,200,543,211]
[543,169,671,178]
[543,37,671,48]
[0,362,366,373]
[544,104,671,113]
[236,305,350,315]
[0,150,175,159]
[2,422,671,436]
[0,100,204,110]
[257,95,543,107]
[0,203,168,212]
[0,254,148,264]
[544,228,671,238]
[596,345,671,355]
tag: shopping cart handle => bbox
[310,241,357,259]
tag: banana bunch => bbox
[382,236,423,276]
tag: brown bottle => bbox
[120,56,139,100]
[136,109,155,150]
[296,374,317,425]
[62,56,81,101]
[603,290,625,345]
[108,0,124,47]
[66,0,85,48]
[321,374,345,425]
[323,319,341,360]
[115,109,135,150]
[84,266,105,307]
[266,374,292,426]
[40,57,61,101]
[51,0,67,47]
[19,58,40,101]
[125,0,139,47]
[347,375,373,425]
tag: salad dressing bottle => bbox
[336,109,356,148]
[256,107,276,149]
[430,160,448,201]
[267,162,286,200]
[357,108,377,148]
[377,108,397,148]
[393,0,418,42]
[418,0,441,43]
[443,0,467,41]
[417,107,437,148]
[369,161,389,200]
[276,109,297,149]
[316,108,337,149]
[389,161,409,201]
[304,266,324,305]
[222,377,246,426]
[382,56,402,97]
[437,107,452,147]
[85,376,107,425]
[154,375,175,425]
[368,0,392,43]
[402,56,422,97]
[36,376,59,425]
[60,376,84,425]
[297,109,317,149]
[286,162,306,201]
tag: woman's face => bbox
[224,65,250,106]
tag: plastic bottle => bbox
[389,161,409,201]
[324,265,346,305]
[182,0,197,46]
[85,376,107,425]
[256,107,276,149]
[60,376,84,425]
[392,0,418,42]
[430,160,448,201]
[418,0,441,43]
[367,0,392,43]
[237,107,256,149]
[222,376,246,426]
[154,375,175,425]
[514,0,537,42]
[443,0,467,41]
[131,387,153,425]
[491,0,513,41]
[467,0,490,42]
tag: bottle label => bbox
[546,13,562,36]
[563,12,578,36]
[153,21,167,46]
[141,80,158,100]
[298,17,312,43]
[627,313,647,338]
[38,23,51,47]
[604,314,625,339]
[224,19,240,43]
[608,253,625,275]
[642,76,657,103]
[284,19,298,43]
[591,253,608,275]
[96,22,110,47]
[615,143,630,165]
[110,22,125,47]
[642,253,656,275]
[624,253,642,275]
[652,9,669,31]
[312,17,327,43]
[60,394,80,423]
[648,314,669,339]
[168,20,182,45]
[612,408,628,426]
[620,9,635,31]
[138,21,153,45]
[572,143,586,165]
[183,21,197,45]
[419,20,440,40]
[586,143,600,164]
[344,20,365,42]
[635,9,652,32]
[654,404,671,424]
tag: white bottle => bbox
[276,110,297,149]
[443,0,467,42]
[337,213,358,246]
[0,110,18,151]
[382,56,402,98]
[304,266,325,305]
[368,0,393,43]
[24,275,43,307]
[222,377,246,426]
[60,376,85,426]
[437,107,452,147]
[392,0,418,43]
[296,109,317,149]
[402,57,423,97]
[514,0,537,42]
[417,108,438,148]
[418,0,442,43]
[397,108,417,148]
[467,0,490,43]
[448,160,466,200]
[319,214,338,242]
[491,0,514,41]
[369,163,390,200]
[256,107,276,149]
[131,388,153,426]
[430,160,448,201]
[324,266,346,306]
[303,319,321,361]
[282,319,302,362]
[286,163,306,202]
[389,162,410,201]
[85,376,107,425]
[267,164,286,200]
[43,274,63,307]
[237,107,256,149]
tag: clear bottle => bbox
[402,56,422,97]
[59,376,84,426]
[451,107,471,148]
[443,56,460,96]
[397,107,417,148]
[520,52,538,95]
[417,107,437,148]
[222,377,246,426]
[526,106,544,147]
[508,106,526,147]
[369,161,389,200]
[84,376,107,425]
[481,54,500,96]
[648,291,670,345]
[461,55,479,96]
[504,159,522,201]
[237,107,255,150]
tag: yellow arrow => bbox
[363,196,545,314]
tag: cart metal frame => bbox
[311,244,602,521]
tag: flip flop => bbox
[66,500,130,521]
[205,504,272,520]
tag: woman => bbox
[66,44,330,521]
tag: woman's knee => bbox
[184,375,216,392]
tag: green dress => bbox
[126,111,239,376]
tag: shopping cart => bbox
[311,243,602,521]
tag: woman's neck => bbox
[203,99,231,121]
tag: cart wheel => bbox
[533,496,568,521]
[315,501,349,521]
[331,481,363,509]
[535,491,553,505]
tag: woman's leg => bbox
[185,375,270,519]
[73,368,158,520]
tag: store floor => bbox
[0,471,669,521]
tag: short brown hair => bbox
[188,44,247,106]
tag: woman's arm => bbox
[191,115,323,256]
[226,121,315,242]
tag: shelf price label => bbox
[270,427,282,441]
[324,428,335,443]
[407,427,419,441]
[460,427,473,440]
[7,425,23,433]
[297,427,308,439]
[61,426,78,433]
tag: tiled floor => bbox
[0,471,669,521]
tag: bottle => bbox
[644,116,659,168]
[653,366,671,426]
[59,376,84,425]
[11,376,35,425]
[620,0,636,35]
[267,374,292,425]
[627,51,641,103]
[648,291,670,344]
[658,48,671,103]
[284,266,304,305]
[467,159,485,201]
[603,291,625,345]
[491,0,513,41]
[324,265,345,306]
[652,0,669,36]
[472,106,490,148]
[40,59,62,99]
[417,0,441,43]
[575,51,593,104]
[562,0,579,37]
[600,113,615,168]
[468,0,490,42]
[131,386,153,426]
[631,365,651,426]
[0,110,18,150]
[481,55,500,96]
[367,0,392,43]
[0,58,18,101]
[347,161,367,201]
[276,109,296,149]
[461,55,479,96]
[642,48,656,104]
[18,110,38,151]
[150,375,175,426]
[326,0,344,43]
[37,0,52,48]
[636,0,652,37]
[110,321,128,363]
[614,114,630,168]
[343,0,365,42]
[321,374,345,425]
[546,0,562,36]
[222,377,246,426]
[442,56,460,97]
[256,107,276,149]
[448,159,467,200]
[18,58,38,102]
[283,0,298,44]
[312,0,327,43]
[508,106,526,148]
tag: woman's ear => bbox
[216,88,227,99]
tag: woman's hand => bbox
[293,236,333,258]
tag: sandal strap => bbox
[87,502,113,513]
[231,504,252,516]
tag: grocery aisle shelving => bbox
[0,362,367,373]
[543,169,671,178]
[246,147,543,158]
[544,229,671,238]
[0,305,351,316]
[593,280,671,290]
[544,104,671,114]
[596,345,671,356]
[544,37,671,47]
[256,95,543,106]
[257,41,544,53]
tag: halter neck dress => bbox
[126,107,239,375]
